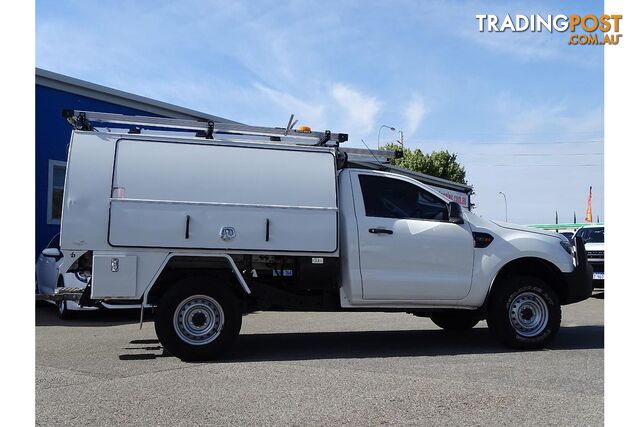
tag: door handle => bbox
[369,228,393,235]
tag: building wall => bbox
[35,84,162,257]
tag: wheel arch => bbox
[144,254,250,306]
[484,257,569,309]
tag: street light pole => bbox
[377,124,396,149]
[498,192,508,222]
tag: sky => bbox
[36,0,604,225]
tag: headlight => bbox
[74,271,90,283]
[560,239,572,255]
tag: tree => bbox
[382,143,467,184]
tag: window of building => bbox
[47,160,66,224]
[358,174,448,221]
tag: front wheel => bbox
[487,276,561,349]
[155,277,242,361]
[56,277,74,320]
[57,300,75,320]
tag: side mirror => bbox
[448,202,465,225]
[42,248,62,258]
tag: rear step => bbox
[36,287,85,302]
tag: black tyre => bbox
[431,311,480,332]
[56,277,75,320]
[57,300,75,320]
[487,276,561,349]
[155,277,242,361]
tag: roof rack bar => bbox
[63,110,348,145]
[339,147,401,159]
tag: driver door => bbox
[352,171,474,301]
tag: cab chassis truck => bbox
[56,111,593,361]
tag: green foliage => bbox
[382,143,467,184]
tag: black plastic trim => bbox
[473,232,493,248]
[562,236,594,304]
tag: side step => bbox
[35,287,85,302]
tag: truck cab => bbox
[339,169,475,304]
[58,111,593,361]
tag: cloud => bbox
[404,94,428,135]
[330,83,382,134]
[253,82,326,127]
[493,94,604,139]
[411,0,599,66]
[462,30,567,63]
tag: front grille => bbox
[589,261,604,273]
[586,250,604,259]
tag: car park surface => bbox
[36,295,603,426]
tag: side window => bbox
[47,160,66,224]
[358,174,448,221]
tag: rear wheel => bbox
[155,277,242,361]
[431,311,480,332]
[487,276,561,349]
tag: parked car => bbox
[36,233,147,318]
[574,225,604,288]
[36,233,94,318]
[560,231,575,240]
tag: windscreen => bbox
[576,227,604,243]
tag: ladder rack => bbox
[64,110,347,145]
[63,110,400,161]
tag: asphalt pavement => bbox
[36,295,604,426]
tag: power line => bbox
[435,130,602,137]
[474,140,603,145]
[463,152,603,157]
[492,164,601,167]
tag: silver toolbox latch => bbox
[111,258,119,272]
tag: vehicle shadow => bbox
[118,324,603,362]
[35,305,150,327]
[38,293,603,327]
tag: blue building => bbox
[35,68,233,256]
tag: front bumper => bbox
[66,301,99,311]
[588,260,604,288]
[562,236,594,304]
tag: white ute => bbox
[58,111,593,360]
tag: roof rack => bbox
[63,109,347,144]
[62,110,400,161]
